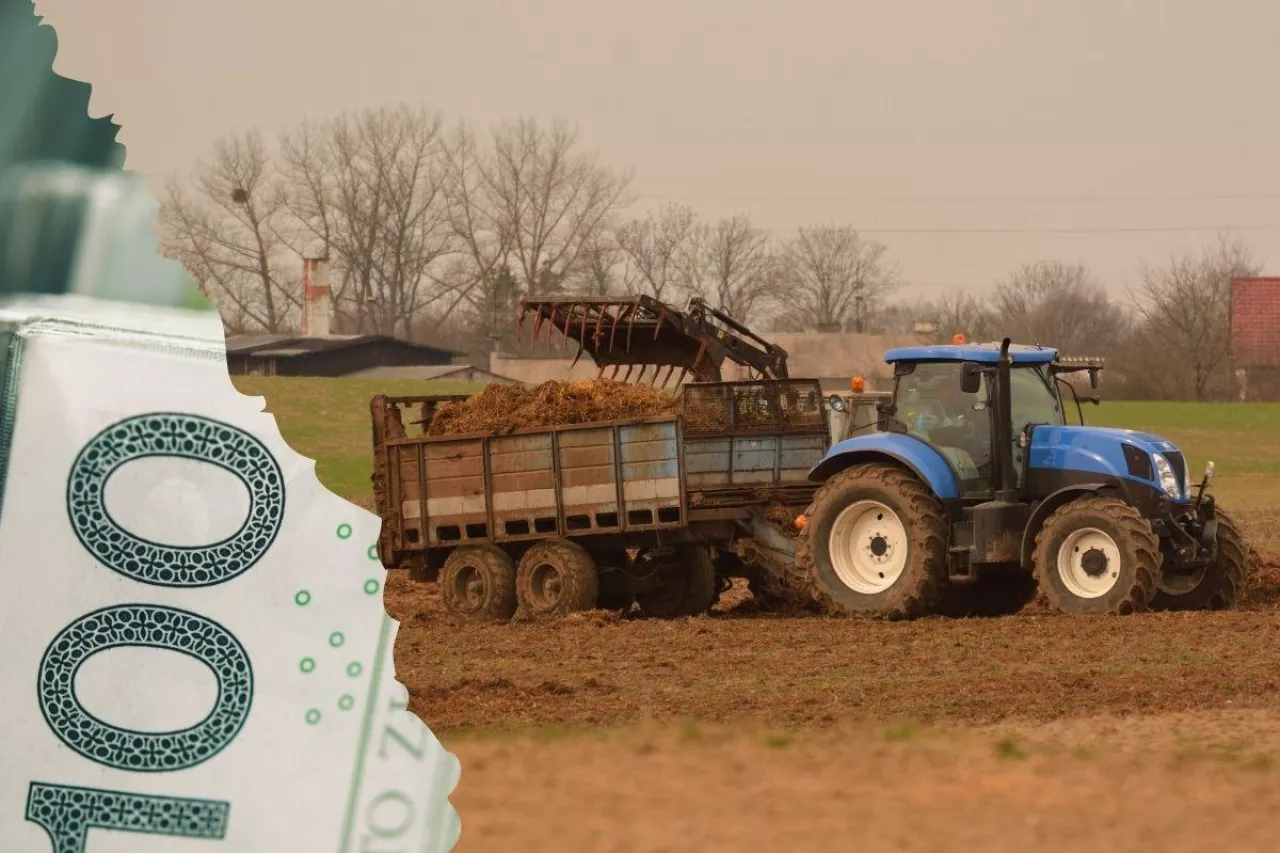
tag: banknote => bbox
[0,294,461,852]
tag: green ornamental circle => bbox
[38,604,253,772]
[338,695,355,711]
[364,579,380,595]
[328,632,345,648]
[294,590,311,606]
[66,413,286,588]
[336,523,353,540]
[347,662,363,678]
[299,657,316,674]
[306,709,321,725]
[367,544,379,561]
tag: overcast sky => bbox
[34,0,1280,302]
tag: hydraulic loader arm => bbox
[516,294,789,385]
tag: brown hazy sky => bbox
[35,0,1280,301]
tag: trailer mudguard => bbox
[807,433,961,500]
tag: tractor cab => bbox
[878,341,1069,500]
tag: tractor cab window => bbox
[895,362,992,495]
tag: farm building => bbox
[224,334,462,378]
[342,363,518,383]
[1231,277,1280,400]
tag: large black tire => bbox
[595,592,636,612]
[933,567,1038,618]
[1032,495,1160,615]
[636,546,718,618]
[516,539,599,617]
[439,544,518,622]
[1149,508,1249,611]
[794,462,950,620]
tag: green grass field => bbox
[231,377,488,509]
[230,377,1280,551]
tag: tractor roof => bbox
[883,343,1058,365]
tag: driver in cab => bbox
[903,375,991,477]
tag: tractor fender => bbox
[1019,482,1119,570]
[808,433,961,500]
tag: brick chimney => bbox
[301,256,332,337]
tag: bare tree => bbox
[277,105,454,337]
[482,117,633,296]
[989,261,1121,354]
[1130,234,1261,401]
[435,123,514,339]
[688,214,781,324]
[773,225,898,331]
[615,203,701,302]
[159,131,295,332]
[572,227,625,296]
[873,291,993,340]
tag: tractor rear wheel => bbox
[636,546,718,618]
[440,544,518,622]
[794,462,949,619]
[1032,495,1160,615]
[1149,508,1249,611]
[516,539,599,618]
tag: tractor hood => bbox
[1026,424,1191,503]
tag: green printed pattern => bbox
[66,413,285,587]
[26,783,229,853]
[37,604,253,772]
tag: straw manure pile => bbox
[426,379,678,436]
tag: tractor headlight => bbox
[1153,453,1182,499]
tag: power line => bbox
[636,191,1280,204]
[759,224,1280,236]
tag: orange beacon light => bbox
[952,332,966,344]
[851,376,865,393]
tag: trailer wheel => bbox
[439,545,518,622]
[636,546,718,618]
[794,462,949,619]
[1150,508,1249,611]
[1032,495,1160,615]
[516,539,599,618]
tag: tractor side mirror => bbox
[960,362,983,394]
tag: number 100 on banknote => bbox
[0,297,460,852]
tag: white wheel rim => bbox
[1056,527,1122,599]
[828,500,909,594]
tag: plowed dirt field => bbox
[387,572,1280,852]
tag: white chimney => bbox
[302,256,332,337]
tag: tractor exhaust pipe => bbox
[994,337,1018,502]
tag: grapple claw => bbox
[515,294,789,386]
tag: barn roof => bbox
[1232,277,1280,367]
[224,334,461,359]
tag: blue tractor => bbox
[795,337,1247,618]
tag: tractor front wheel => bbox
[1149,508,1249,611]
[794,463,949,619]
[1032,495,1161,615]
